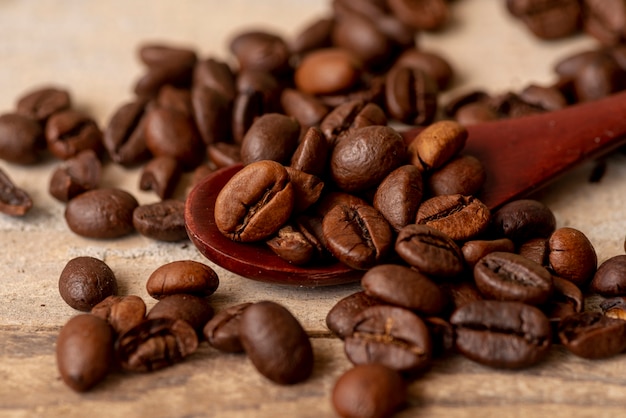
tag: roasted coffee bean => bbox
[280,88,329,127]
[600,296,626,320]
[416,194,491,241]
[547,227,597,287]
[56,314,114,392]
[474,252,554,305]
[581,0,626,45]
[156,85,193,115]
[507,0,581,39]
[193,57,236,102]
[395,224,464,278]
[64,188,138,239]
[49,149,102,202]
[373,165,423,231]
[490,199,556,243]
[231,89,264,144]
[461,238,515,269]
[290,126,330,178]
[58,256,118,311]
[139,43,197,68]
[588,254,626,296]
[439,280,484,311]
[326,291,384,339]
[146,260,219,299]
[16,85,71,122]
[214,160,294,242]
[239,301,314,385]
[385,66,438,125]
[517,237,549,265]
[240,113,301,165]
[139,156,181,199]
[229,30,291,75]
[133,199,188,242]
[427,154,486,197]
[0,167,33,216]
[206,141,241,168]
[450,300,552,369]
[332,364,407,418]
[191,84,232,146]
[294,48,362,95]
[331,11,393,69]
[290,16,334,55]
[424,316,456,356]
[330,125,405,193]
[395,48,454,90]
[519,84,568,111]
[387,0,449,31]
[203,302,252,353]
[554,49,604,78]
[116,317,198,372]
[285,167,324,213]
[317,74,386,109]
[91,295,147,335]
[320,99,387,145]
[45,109,103,160]
[408,120,467,172]
[573,53,626,102]
[0,113,44,164]
[558,311,626,359]
[322,200,393,270]
[345,305,432,372]
[455,102,500,125]
[103,98,151,166]
[294,215,333,261]
[147,293,214,335]
[134,43,197,97]
[444,89,492,117]
[266,224,316,265]
[362,264,448,315]
[544,275,583,323]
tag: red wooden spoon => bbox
[185,91,626,287]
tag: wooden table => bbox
[2,1,626,416]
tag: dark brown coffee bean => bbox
[427,154,486,197]
[133,199,188,242]
[56,314,114,392]
[600,296,626,320]
[581,0,626,44]
[345,305,432,372]
[193,57,236,102]
[206,141,241,168]
[518,84,568,111]
[408,120,467,172]
[231,90,264,145]
[547,227,597,287]
[517,237,549,265]
[240,113,301,165]
[330,125,406,193]
[416,194,491,241]
[134,43,197,97]
[49,149,102,202]
[0,113,44,164]
[425,316,456,356]
[322,201,393,270]
[191,84,232,146]
[290,17,334,55]
[332,364,407,418]
[589,255,626,296]
[554,49,604,78]
[385,66,438,125]
[64,188,138,239]
[266,224,316,265]
[320,99,387,145]
[285,167,324,213]
[317,74,386,109]
[103,99,151,166]
[0,167,32,216]
[387,0,449,31]
[326,291,384,339]
[139,43,197,68]
[295,215,332,261]
[455,102,500,125]
[395,224,464,278]
[139,156,181,199]
[331,11,392,69]
[362,264,448,315]
[45,109,103,160]
[444,89,491,117]
[290,126,330,178]
[490,199,556,243]
[116,317,198,372]
[146,260,219,299]
[395,48,454,90]
[439,280,484,311]
[544,275,583,323]
[474,252,554,305]
[59,256,118,311]
[558,311,626,359]
[214,160,294,242]
[16,85,71,122]
[239,301,314,385]
[461,238,515,269]
[229,30,291,75]
[147,293,214,335]
[91,295,147,336]
[450,300,551,369]
[573,53,625,102]
[203,302,252,353]
[373,165,423,231]
[507,0,581,39]
[294,48,362,95]
[280,88,329,127]
[155,85,193,115]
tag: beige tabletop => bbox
[2,1,626,417]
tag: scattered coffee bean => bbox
[146,260,219,299]
[0,113,44,164]
[203,302,252,353]
[48,149,101,202]
[558,311,626,359]
[133,199,188,242]
[91,295,147,335]
[326,291,384,339]
[58,256,118,311]
[0,167,33,216]
[588,254,626,296]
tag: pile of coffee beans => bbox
[2,0,626,416]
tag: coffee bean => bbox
[139,155,181,199]
[239,301,314,385]
[395,48,454,90]
[547,227,597,287]
[280,88,329,128]
[345,305,432,372]
[229,30,291,75]
[147,293,214,335]
[507,0,582,40]
[116,317,198,372]
[408,120,467,172]
[581,0,626,44]
[240,113,301,165]
[0,167,32,216]
[191,84,232,146]
[58,256,118,311]
[193,57,236,102]
[387,0,449,31]
[103,98,151,166]
[91,295,147,335]
[416,194,491,241]
[474,252,554,305]
[395,224,464,278]
[490,199,556,243]
[373,165,423,232]
[385,65,438,125]
[332,364,407,418]
[558,311,626,359]
[455,102,500,125]
[427,154,486,197]
[450,300,552,369]
[266,223,316,265]
[362,264,448,315]
[439,280,484,311]
[146,260,219,299]
[290,17,334,55]
[0,113,44,164]
[320,99,387,145]
[206,141,241,168]
[45,109,103,160]
[573,53,626,102]
[49,149,102,202]
[133,199,188,242]
[16,85,71,122]
[326,291,384,339]
[134,43,197,97]
[214,160,294,242]
[588,254,626,296]
[461,238,515,269]
[56,314,114,392]
[518,84,568,111]
[203,302,252,353]
[517,237,549,265]
[295,48,362,95]
[290,126,330,178]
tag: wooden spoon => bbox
[185,91,626,287]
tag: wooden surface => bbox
[2,1,626,417]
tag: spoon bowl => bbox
[185,91,626,286]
